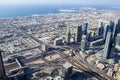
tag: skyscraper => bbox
[103,24,108,40]
[112,21,117,39]
[80,35,87,51]
[98,21,104,36]
[115,33,120,50]
[83,22,88,35]
[66,27,71,43]
[116,33,120,46]
[103,22,113,40]
[116,18,120,34]
[103,30,112,59]
[108,21,114,33]
[75,25,82,42]
[0,50,6,80]
[117,18,120,33]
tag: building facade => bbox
[75,25,82,42]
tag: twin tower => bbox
[66,22,88,43]
[66,22,88,50]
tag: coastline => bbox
[0,5,119,19]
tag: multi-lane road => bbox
[5,50,62,72]
[5,29,114,80]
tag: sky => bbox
[0,0,120,6]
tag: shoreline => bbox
[0,7,119,19]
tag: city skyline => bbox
[0,0,120,80]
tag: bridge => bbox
[7,28,114,80]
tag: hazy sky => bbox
[0,0,120,6]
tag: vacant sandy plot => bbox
[45,54,61,61]
[29,59,44,65]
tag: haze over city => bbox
[0,0,120,5]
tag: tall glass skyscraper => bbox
[112,21,117,39]
[75,25,82,42]
[80,35,87,51]
[108,21,114,33]
[116,33,120,46]
[103,30,112,59]
[83,22,88,35]
[116,18,120,34]
[66,27,71,43]
[98,21,104,36]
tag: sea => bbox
[0,4,117,18]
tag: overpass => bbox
[18,28,114,80]
[3,45,41,58]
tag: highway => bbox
[74,52,112,80]
[16,29,114,80]
[5,51,61,72]
[3,45,41,58]
[67,47,114,80]
[56,50,105,80]
[5,52,43,71]
[20,30,46,47]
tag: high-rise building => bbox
[103,22,113,40]
[118,18,120,24]
[83,22,88,35]
[66,27,71,43]
[116,18,120,35]
[75,25,82,42]
[117,18,120,33]
[116,33,120,46]
[87,32,92,41]
[98,21,104,36]
[80,35,87,51]
[103,30,112,59]
[103,25,108,40]
[108,21,114,33]
[113,21,117,39]
[0,50,6,80]
[63,62,73,79]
